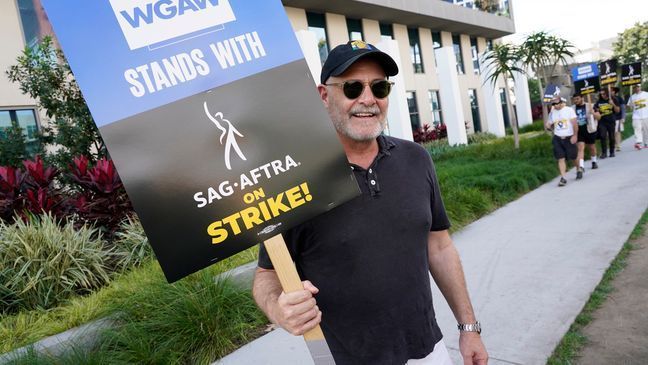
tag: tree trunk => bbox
[504,83,520,149]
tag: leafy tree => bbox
[613,21,648,90]
[6,36,106,168]
[518,31,575,126]
[0,123,27,167]
[527,78,541,104]
[482,42,524,148]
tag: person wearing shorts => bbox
[572,93,599,178]
[546,97,578,186]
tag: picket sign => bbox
[263,235,335,364]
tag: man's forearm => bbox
[428,232,476,323]
[252,268,283,323]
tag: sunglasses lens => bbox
[371,81,392,99]
[342,81,364,99]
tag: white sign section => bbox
[109,0,236,50]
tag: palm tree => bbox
[481,42,524,148]
[518,31,576,127]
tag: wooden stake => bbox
[263,234,334,364]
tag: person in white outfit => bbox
[627,84,648,150]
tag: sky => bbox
[503,0,647,50]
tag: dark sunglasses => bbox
[325,80,394,99]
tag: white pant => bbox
[633,118,648,145]
[406,340,454,365]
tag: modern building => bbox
[283,0,520,136]
[1,0,524,147]
[0,0,51,152]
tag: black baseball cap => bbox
[320,40,399,84]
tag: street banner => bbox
[621,62,642,86]
[598,58,618,86]
[571,63,599,82]
[543,84,562,103]
[574,76,600,96]
[41,0,361,283]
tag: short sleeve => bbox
[568,107,577,119]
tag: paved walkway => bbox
[216,138,648,365]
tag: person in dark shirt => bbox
[253,41,488,365]
[611,87,626,152]
[572,93,599,174]
[594,88,620,158]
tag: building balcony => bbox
[282,0,516,39]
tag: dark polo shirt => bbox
[258,135,450,364]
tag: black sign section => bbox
[574,76,600,96]
[599,58,618,86]
[621,62,642,86]
[102,60,360,282]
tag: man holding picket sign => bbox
[254,41,488,365]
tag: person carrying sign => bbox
[572,93,599,174]
[610,87,626,152]
[546,96,579,186]
[593,88,620,158]
[253,41,488,365]
[628,84,648,149]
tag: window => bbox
[470,37,480,74]
[428,90,443,125]
[346,18,364,41]
[486,39,494,52]
[379,23,394,41]
[0,109,40,154]
[306,12,329,65]
[468,89,482,132]
[500,88,511,128]
[407,91,420,129]
[17,0,54,49]
[453,34,465,75]
[408,28,424,74]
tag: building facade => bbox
[1,0,518,146]
[283,0,517,134]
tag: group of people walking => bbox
[546,84,648,186]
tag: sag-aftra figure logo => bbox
[203,102,247,170]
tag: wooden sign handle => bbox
[263,234,326,341]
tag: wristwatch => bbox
[457,321,481,334]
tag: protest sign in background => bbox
[543,84,562,103]
[574,76,600,96]
[621,62,642,86]
[42,0,361,282]
[599,58,618,86]
[571,63,599,82]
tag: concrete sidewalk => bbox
[217,138,648,365]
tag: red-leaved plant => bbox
[0,166,24,221]
[69,156,133,235]
[413,123,448,144]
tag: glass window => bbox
[453,34,465,75]
[408,28,424,74]
[468,89,482,132]
[0,109,39,142]
[500,88,511,128]
[486,39,494,52]
[306,12,329,65]
[379,23,393,41]
[407,91,420,129]
[428,90,443,125]
[17,0,53,49]
[347,18,364,41]
[470,37,480,74]
[431,31,442,67]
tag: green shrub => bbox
[0,214,113,314]
[467,132,498,144]
[111,216,153,272]
[97,273,267,364]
